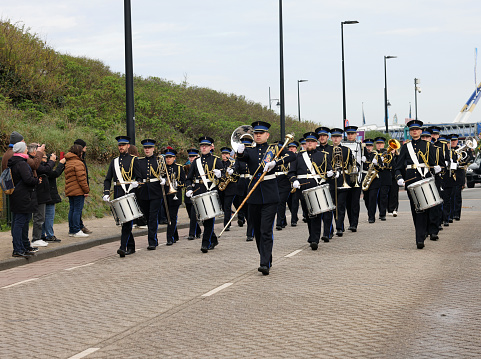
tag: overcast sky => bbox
[3,1,481,129]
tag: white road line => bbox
[201,283,233,297]
[285,249,303,258]
[67,348,100,359]
[1,278,39,289]
[65,263,95,271]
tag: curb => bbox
[0,222,190,272]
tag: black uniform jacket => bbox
[165,162,185,206]
[103,153,141,199]
[220,159,238,196]
[185,153,223,196]
[234,158,250,197]
[275,148,296,192]
[288,148,332,191]
[377,148,393,186]
[362,150,382,190]
[236,142,290,205]
[394,138,437,188]
[137,155,163,200]
[330,145,355,190]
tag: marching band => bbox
[103,119,477,274]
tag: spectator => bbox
[8,142,41,257]
[73,139,92,234]
[30,144,56,247]
[65,144,90,237]
[2,131,24,171]
[42,154,66,242]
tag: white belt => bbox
[406,164,427,170]
[259,174,276,181]
[275,172,287,176]
[362,170,368,174]
[239,174,251,178]
[142,178,159,183]
[194,179,213,184]
[297,174,321,179]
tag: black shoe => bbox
[196,233,202,238]
[12,251,32,258]
[258,266,269,275]
[416,242,425,249]
[159,220,169,225]
[348,226,357,232]
[281,224,286,228]
[310,242,318,250]
[443,221,449,227]
[246,236,254,242]
[208,242,218,250]
[45,236,61,242]
[302,217,308,223]
[438,226,443,231]
[369,219,375,224]
[24,248,37,255]
[147,246,156,250]
[291,222,297,227]
[25,247,39,253]
[430,234,439,241]
[276,225,282,231]
[201,246,208,253]
[166,241,173,246]
[125,249,135,255]
[454,216,460,221]
[380,216,386,221]
[237,219,245,227]
[225,227,230,232]
[117,249,126,257]
[321,236,330,243]
[187,235,195,240]
[448,219,453,223]
[336,229,343,237]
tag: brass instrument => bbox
[231,125,255,152]
[382,139,401,163]
[334,145,351,189]
[348,153,360,187]
[157,155,178,197]
[361,150,379,191]
[455,136,477,161]
[218,160,239,191]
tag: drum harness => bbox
[114,157,135,194]
[299,152,323,184]
[406,142,429,179]
[195,157,217,191]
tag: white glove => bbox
[130,181,139,189]
[186,190,193,198]
[335,171,340,178]
[237,144,245,154]
[230,150,235,158]
[397,178,405,187]
[450,162,458,170]
[372,157,378,165]
[380,156,385,162]
[213,169,222,178]
[361,156,366,162]
[227,168,234,175]
[160,178,166,185]
[263,160,276,173]
[445,161,449,166]
[434,165,442,174]
[327,170,334,178]
[102,195,110,202]
[293,180,301,189]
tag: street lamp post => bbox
[414,78,421,121]
[124,0,135,145]
[384,55,397,134]
[279,0,286,139]
[341,20,359,139]
[297,79,308,121]
[269,87,279,111]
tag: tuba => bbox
[455,136,477,161]
[231,125,255,152]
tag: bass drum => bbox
[109,193,143,225]
[407,177,443,212]
[191,190,223,221]
[302,184,336,216]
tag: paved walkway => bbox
[0,189,480,358]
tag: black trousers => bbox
[223,194,235,227]
[388,181,399,212]
[346,186,362,228]
[427,180,442,235]
[201,218,217,249]
[287,190,301,224]
[300,199,322,243]
[249,203,277,267]
[276,187,291,227]
[451,185,463,219]
[442,186,454,222]
[138,198,162,247]
[185,203,201,237]
[166,204,180,244]
[377,185,390,218]
[233,195,246,223]
[367,188,379,222]
[121,221,135,251]
[407,191,429,245]
[331,189,348,230]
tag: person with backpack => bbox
[7,142,41,258]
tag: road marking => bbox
[67,348,100,359]
[201,283,233,297]
[65,263,94,271]
[285,249,302,258]
[1,278,39,289]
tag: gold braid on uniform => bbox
[418,142,430,167]
[150,161,161,179]
[121,157,135,182]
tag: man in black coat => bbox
[219,147,237,231]
[103,136,142,257]
[274,142,295,230]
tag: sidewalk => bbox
[0,206,193,271]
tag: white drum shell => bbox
[302,184,336,216]
[192,190,223,221]
[407,177,443,212]
[109,193,143,225]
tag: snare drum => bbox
[109,193,143,225]
[407,177,443,212]
[302,184,336,216]
[191,190,223,221]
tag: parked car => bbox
[466,152,481,188]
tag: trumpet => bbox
[382,139,401,163]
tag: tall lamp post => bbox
[279,0,286,139]
[341,20,358,139]
[268,87,279,111]
[124,0,135,144]
[384,55,397,134]
[414,78,421,121]
[297,79,308,121]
